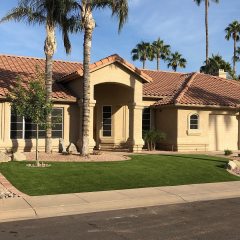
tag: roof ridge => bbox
[0,54,82,64]
[174,72,198,104]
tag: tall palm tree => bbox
[131,41,153,69]
[225,20,240,75]
[167,52,187,72]
[1,0,76,153]
[151,38,171,70]
[76,0,128,156]
[194,0,219,64]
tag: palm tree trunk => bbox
[142,60,145,69]
[205,0,209,64]
[81,6,95,156]
[157,57,160,70]
[234,35,237,75]
[44,22,56,154]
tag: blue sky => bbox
[0,0,240,73]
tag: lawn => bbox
[0,154,239,196]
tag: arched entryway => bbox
[94,83,133,150]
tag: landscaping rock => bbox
[0,152,11,162]
[66,143,78,154]
[13,151,27,161]
[228,160,237,170]
[59,138,67,153]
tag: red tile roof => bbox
[1,54,240,108]
[59,54,152,83]
[0,54,82,102]
[143,70,240,108]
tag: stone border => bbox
[227,169,240,177]
[0,173,28,197]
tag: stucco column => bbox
[77,99,96,153]
[128,103,144,152]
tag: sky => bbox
[0,0,240,73]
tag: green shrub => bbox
[224,149,233,156]
[143,129,166,151]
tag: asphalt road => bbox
[0,198,240,240]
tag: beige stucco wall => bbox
[154,108,178,151]
[0,101,78,152]
[177,108,239,152]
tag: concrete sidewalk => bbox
[1,181,240,223]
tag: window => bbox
[102,106,112,137]
[189,114,199,130]
[10,108,64,139]
[142,107,151,132]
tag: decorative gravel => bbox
[25,151,131,162]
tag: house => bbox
[0,53,240,153]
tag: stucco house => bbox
[0,53,240,153]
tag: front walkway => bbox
[1,181,240,223]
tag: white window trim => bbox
[187,113,201,136]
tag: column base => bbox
[130,144,144,153]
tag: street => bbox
[0,198,239,240]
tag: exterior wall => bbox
[154,108,178,151]
[177,108,239,152]
[0,101,78,152]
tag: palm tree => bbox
[151,38,171,70]
[167,52,187,72]
[225,20,240,75]
[200,54,234,78]
[194,0,219,64]
[76,0,128,156]
[131,41,153,69]
[1,0,75,153]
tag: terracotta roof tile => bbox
[0,54,82,101]
[143,70,240,108]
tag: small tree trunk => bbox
[205,0,209,64]
[44,22,56,154]
[36,123,39,166]
[233,35,237,75]
[142,60,145,69]
[81,5,96,156]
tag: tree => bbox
[167,52,187,72]
[1,0,75,154]
[200,54,234,78]
[151,38,171,70]
[131,41,153,69]
[194,0,219,64]
[225,20,240,75]
[8,70,52,166]
[75,0,128,156]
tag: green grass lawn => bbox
[0,154,239,196]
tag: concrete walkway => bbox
[0,181,240,223]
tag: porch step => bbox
[98,143,129,152]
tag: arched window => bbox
[189,114,199,130]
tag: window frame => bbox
[187,113,201,136]
[10,107,64,140]
[142,107,151,133]
[102,105,112,137]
